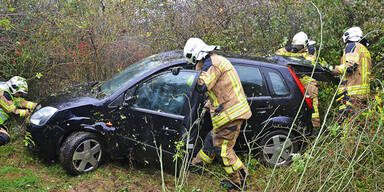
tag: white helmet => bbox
[6,76,28,94]
[292,32,308,46]
[183,38,219,65]
[342,26,363,43]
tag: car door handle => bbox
[161,128,178,135]
[257,110,267,114]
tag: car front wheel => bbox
[59,132,103,175]
[258,130,298,167]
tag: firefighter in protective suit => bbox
[324,26,371,139]
[184,38,251,190]
[0,76,37,146]
[275,32,320,127]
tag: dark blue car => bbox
[26,50,319,175]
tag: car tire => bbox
[258,129,299,168]
[59,132,104,175]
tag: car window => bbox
[234,65,268,97]
[266,69,289,96]
[132,71,197,115]
[99,51,184,97]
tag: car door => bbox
[262,67,292,117]
[111,69,200,168]
[233,64,274,150]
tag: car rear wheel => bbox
[258,130,298,167]
[59,132,103,175]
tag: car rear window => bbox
[234,64,268,97]
[266,69,289,96]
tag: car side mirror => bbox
[123,95,136,107]
[171,67,182,75]
[123,88,136,107]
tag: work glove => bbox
[322,65,334,73]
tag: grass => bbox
[1,95,383,192]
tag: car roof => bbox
[165,50,285,69]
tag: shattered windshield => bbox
[99,51,184,97]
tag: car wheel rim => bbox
[72,139,102,172]
[262,134,293,167]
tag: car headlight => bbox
[30,106,58,126]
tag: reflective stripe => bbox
[0,110,8,121]
[201,72,216,85]
[27,102,33,110]
[221,140,229,166]
[219,60,228,71]
[233,158,242,171]
[199,150,213,164]
[312,112,319,118]
[227,71,244,102]
[19,110,25,117]
[300,76,314,86]
[312,104,319,118]
[224,166,233,174]
[0,99,16,111]
[339,105,346,110]
[212,100,249,129]
[207,90,219,107]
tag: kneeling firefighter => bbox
[184,38,252,190]
[0,76,37,146]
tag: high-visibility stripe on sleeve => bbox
[219,60,228,71]
[200,72,216,85]
[221,140,229,166]
[199,150,213,164]
[19,110,26,117]
[26,102,34,110]
[207,90,219,107]
[0,99,16,111]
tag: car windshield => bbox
[99,51,184,97]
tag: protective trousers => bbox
[336,91,367,139]
[301,76,320,127]
[0,124,10,146]
[192,119,248,184]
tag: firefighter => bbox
[0,76,37,146]
[275,32,321,127]
[324,26,371,139]
[184,38,251,190]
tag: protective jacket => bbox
[333,42,371,103]
[275,46,320,126]
[0,83,34,124]
[196,53,252,130]
[192,53,250,188]
[275,46,316,62]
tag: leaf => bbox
[35,73,43,79]
[9,8,15,12]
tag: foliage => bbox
[0,0,383,191]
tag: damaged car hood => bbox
[39,82,100,110]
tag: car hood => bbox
[39,82,100,110]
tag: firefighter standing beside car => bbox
[184,38,251,190]
[324,26,371,139]
[0,76,37,146]
[275,32,321,128]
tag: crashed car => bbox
[26,51,331,175]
